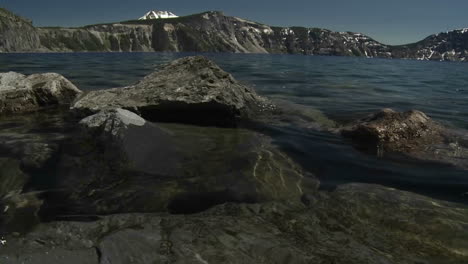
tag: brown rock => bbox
[341,108,444,153]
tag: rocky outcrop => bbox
[0,72,82,114]
[392,28,468,62]
[37,24,154,52]
[72,56,274,126]
[341,108,468,169]
[0,8,41,52]
[2,8,468,61]
[1,183,467,263]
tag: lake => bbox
[1,52,467,208]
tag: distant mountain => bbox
[0,8,467,62]
[391,28,468,61]
[139,10,178,20]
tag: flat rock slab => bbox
[0,72,82,114]
[1,184,467,264]
[72,56,274,126]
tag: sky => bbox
[1,0,467,45]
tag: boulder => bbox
[72,56,274,126]
[341,108,444,153]
[0,72,82,114]
[341,108,468,169]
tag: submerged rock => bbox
[0,109,71,172]
[1,184,467,264]
[0,72,82,114]
[72,56,274,126]
[43,108,316,216]
[0,159,43,235]
[0,158,27,198]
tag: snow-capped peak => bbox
[139,10,178,20]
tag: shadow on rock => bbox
[40,109,318,218]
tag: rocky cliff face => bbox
[0,8,41,52]
[133,11,392,57]
[37,24,154,52]
[1,8,468,62]
[391,28,468,61]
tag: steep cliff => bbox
[123,11,391,57]
[1,8,468,62]
[38,24,154,52]
[0,8,41,52]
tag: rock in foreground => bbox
[45,108,315,216]
[1,184,467,264]
[72,56,274,126]
[0,72,82,114]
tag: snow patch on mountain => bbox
[139,10,178,20]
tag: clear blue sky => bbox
[1,0,467,45]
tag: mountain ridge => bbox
[1,8,467,61]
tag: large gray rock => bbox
[0,72,82,114]
[1,184,467,264]
[72,56,274,126]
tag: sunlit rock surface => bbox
[73,56,274,126]
[0,72,81,115]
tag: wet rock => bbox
[0,72,82,115]
[0,192,43,236]
[0,158,27,198]
[2,184,467,263]
[0,110,72,172]
[44,110,316,216]
[72,56,274,126]
[19,142,58,170]
[341,108,468,169]
[341,108,443,152]
[264,98,337,130]
[0,159,43,235]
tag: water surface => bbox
[1,52,467,204]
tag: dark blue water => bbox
[1,52,468,203]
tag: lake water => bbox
[1,52,467,206]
